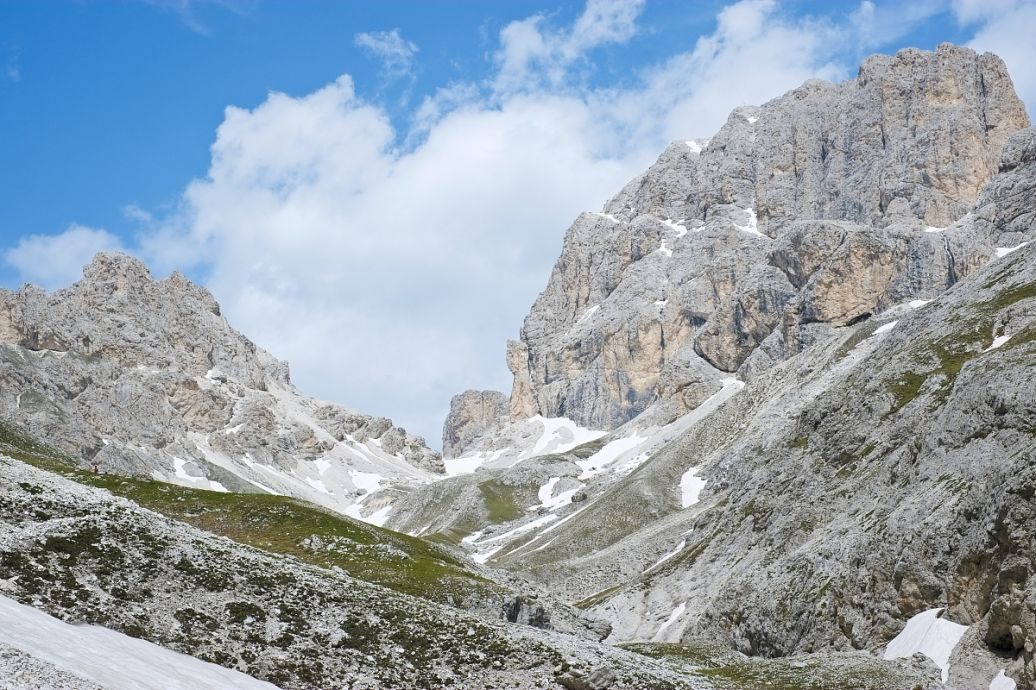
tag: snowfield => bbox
[883,607,967,682]
[0,594,281,690]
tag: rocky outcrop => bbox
[497,44,1030,431]
[0,252,443,517]
[0,455,695,690]
[482,240,1036,689]
[442,389,509,459]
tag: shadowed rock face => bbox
[496,44,1030,432]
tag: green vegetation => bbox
[978,279,1036,312]
[477,479,523,523]
[622,643,918,690]
[886,370,928,414]
[573,584,622,610]
[0,420,497,605]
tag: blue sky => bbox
[0,0,1033,447]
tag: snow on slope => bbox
[990,670,1017,690]
[883,608,967,682]
[444,416,606,477]
[0,595,280,690]
[679,467,706,508]
[577,378,746,483]
[170,382,440,526]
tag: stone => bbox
[442,390,510,459]
[479,44,1029,431]
[0,252,444,516]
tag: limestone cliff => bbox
[500,44,1030,431]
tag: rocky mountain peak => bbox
[453,45,1034,437]
[442,389,509,459]
[79,250,152,288]
[0,252,444,510]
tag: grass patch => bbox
[573,584,622,610]
[478,480,523,524]
[623,643,918,690]
[978,279,1036,312]
[0,419,497,605]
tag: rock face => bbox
[500,44,1030,431]
[442,389,509,459]
[0,253,443,517]
[408,44,1036,690]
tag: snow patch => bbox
[171,458,226,493]
[443,448,508,477]
[578,305,600,323]
[577,435,646,480]
[657,239,672,257]
[909,299,932,309]
[0,594,280,690]
[654,602,687,640]
[642,540,686,573]
[522,416,605,459]
[883,608,967,682]
[481,513,559,545]
[990,670,1017,690]
[659,217,689,237]
[679,467,706,508]
[734,207,766,238]
[304,477,331,495]
[997,242,1030,257]
[873,320,898,335]
[349,469,383,494]
[924,226,945,233]
[536,477,560,505]
[985,334,1012,352]
[592,211,620,224]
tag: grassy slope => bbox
[0,421,501,605]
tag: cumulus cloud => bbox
[355,29,419,78]
[4,225,123,290]
[494,0,646,93]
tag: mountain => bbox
[442,43,1029,454]
[0,252,441,523]
[2,42,1035,690]
[404,44,1036,689]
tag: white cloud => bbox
[850,0,946,49]
[4,225,123,290]
[354,28,419,78]
[494,0,646,93]
[954,0,1036,114]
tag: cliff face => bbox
[442,390,510,459]
[0,253,442,519]
[500,44,1030,432]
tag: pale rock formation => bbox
[0,253,443,520]
[493,44,1030,431]
[442,389,509,459]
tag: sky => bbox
[1,0,1034,448]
